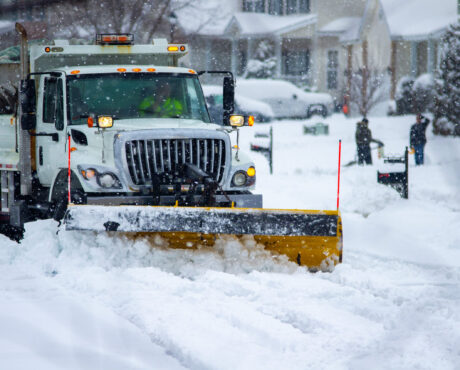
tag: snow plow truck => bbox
[0,23,342,271]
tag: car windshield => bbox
[67,73,210,124]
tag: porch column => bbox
[247,37,254,63]
[205,38,211,70]
[390,40,397,100]
[427,39,435,74]
[344,44,353,114]
[275,36,282,78]
[410,41,417,77]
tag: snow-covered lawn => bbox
[1,114,459,369]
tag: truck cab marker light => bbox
[147,68,156,72]
[70,70,80,74]
[188,69,196,74]
[132,68,141,72]
[117,68,127,72]
[87,117,94,128]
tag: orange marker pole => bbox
[337,140,342,210]
[68,134,71,205]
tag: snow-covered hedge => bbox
[433,22,460,136]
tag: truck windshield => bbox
[67,73,210,124]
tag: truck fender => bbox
[48,168,84,203]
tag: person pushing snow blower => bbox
[355,118,383,165]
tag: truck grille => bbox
[125,138,227,185]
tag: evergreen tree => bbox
[433,22,460,136]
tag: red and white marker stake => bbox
[337,139,342,210]
[68,134,71,205]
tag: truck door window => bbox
[43,78,58,123]
[55,81,64,130]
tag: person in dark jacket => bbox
[355,118,374,164]
[410,114,430,165]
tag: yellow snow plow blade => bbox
[64,205,343,270]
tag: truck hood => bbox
[107,118,221,131]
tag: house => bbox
[182,0,457,103]
[0,0,64,49]
[381,0,458,98]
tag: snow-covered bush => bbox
[244,40,276,79]
[395,76,414,115]
[245,58,277,79]
[412,73,434,113]
[433,22,460,136]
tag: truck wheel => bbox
[0,224,24,243]
[50,170,85,222]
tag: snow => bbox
[413,73,434,90]
[226,13,316,36]
[202,84,275,118]
[236,79,333,105]
[1,114,460,368]
[174,0,235,36]
[235,94,274,118]
[318,17,362,42]
[381,0,458,39]
[0,20,14,32]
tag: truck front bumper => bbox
[85,193,263,208]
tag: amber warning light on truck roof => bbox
[96,34,134,45]
[167,45,186,52]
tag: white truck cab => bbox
[0,32,261,237]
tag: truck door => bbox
[36,76,67,186]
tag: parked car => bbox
[202,85,274,125]
[236,79,334,119]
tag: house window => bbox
[299,0,310,13]
[327,50,339,89]
[284,50,310,76]
[286,0,297,14]
[243,0,265,12]
[269,0,283,15]
[285,0,310,14]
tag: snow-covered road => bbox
[1,114,459,369]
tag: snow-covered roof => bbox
[381,0,458,40]
[175,0,235,36]
[225,13,317,36]
[318,17,362,43]
[0,20,14,34]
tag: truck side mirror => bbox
[223,76,234,126]
[20,79,36,130]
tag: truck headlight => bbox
[79,166,122,189]
[97,173,117,188]
[232,171,247,187]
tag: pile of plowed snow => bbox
[1,113,459,369]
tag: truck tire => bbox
[50,170,85,222]
[0,224,24,243]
